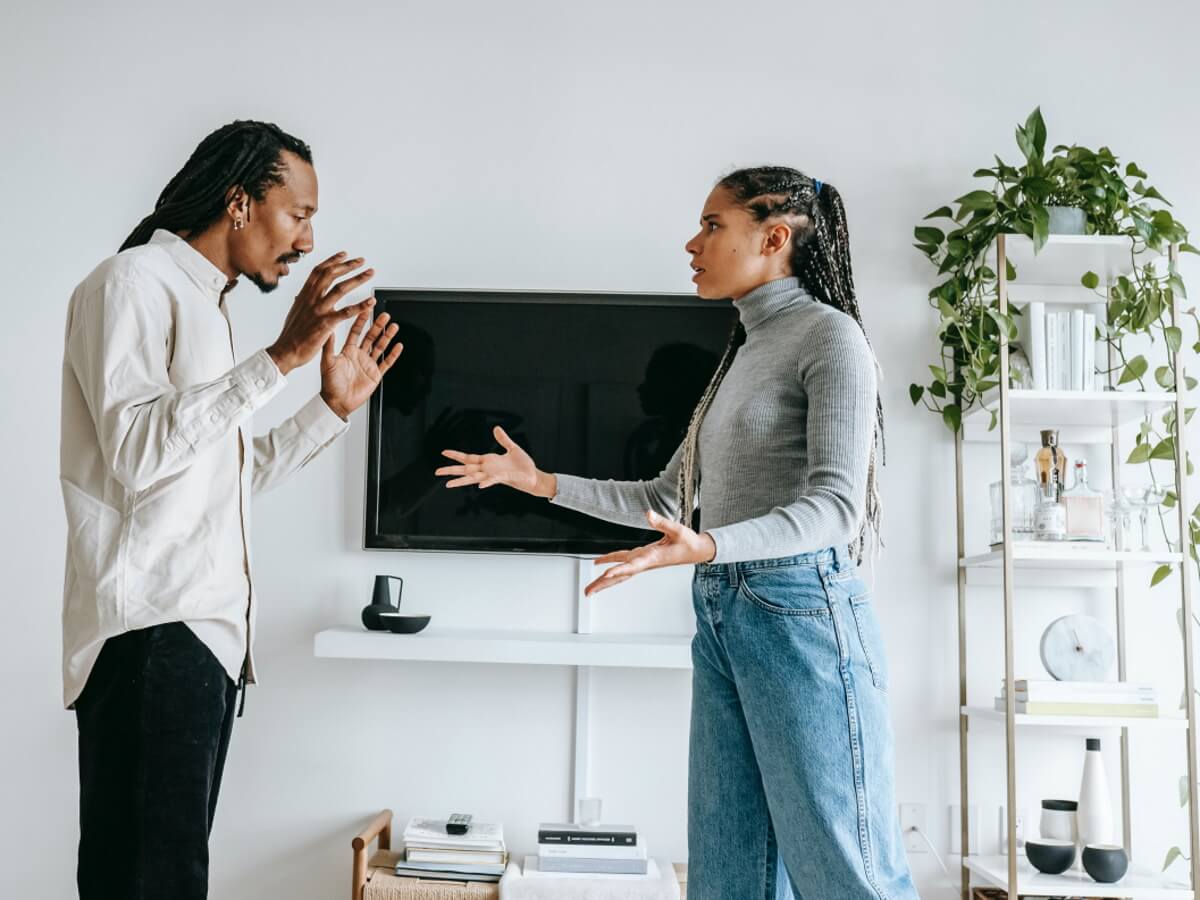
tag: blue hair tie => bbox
[813,178,824,195]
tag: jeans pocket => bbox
[849,594,889,692]
[737,568,829,617]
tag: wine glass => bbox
[1121,486,1150,551]
[1142,486,1169,551]
[1106,490,1133,550]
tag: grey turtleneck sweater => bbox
[551,277,877,564]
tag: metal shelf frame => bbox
[954,237,1200,898]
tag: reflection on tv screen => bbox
[365,290,734,555]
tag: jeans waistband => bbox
[695,545,855,578]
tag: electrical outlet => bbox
[948,804,979,855]
[900,803,927,852]
[998,805,1026,854]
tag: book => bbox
[539,842,647,860]
[1057,312,1072,390]
[394,859,507,876]
[1071,309,1085,391]
[1083,312,1097,390]
[522,856,661,880]
[1028,302,1047,390]
[1004,679,1157,698]
[1045,310,1059,390]
[993,697,1159,717]
[402,817,505,852]
[537,855,650,875]
[406,848,508,865]
[392,865,502,883]
[538,823,638,846]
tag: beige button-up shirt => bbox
[59,229,348,707]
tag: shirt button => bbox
[210,413,220,423]
[255,378,266,388]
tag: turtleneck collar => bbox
[732,277,811,331]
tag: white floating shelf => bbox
[962,545,1182,570]
[313,627,693,669]
[963,705,1187,731]
[987,234,1160,287]
[965,854,1191,898]
[964,388,1176,431]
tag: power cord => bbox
[908,825,962,898]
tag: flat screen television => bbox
[364,288,736,554]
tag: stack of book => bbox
[995,679,1159,717]
[535,822,649,875]
[396,817,508,883]
[1023,302,1098,392]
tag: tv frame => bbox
[362,287,730,556]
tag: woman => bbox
[437,167,918,900]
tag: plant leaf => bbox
[909,384,925,406]
[1151,437,1177,461]
[914,226,944,246]
[1119,355,1148,385]
[1167,326,1184,353]
[1127,443,1152,464]
[924,206,954,220]
[1151,564,1172,587]
[942,404,962,433]
[1165,846,1184,871]
[1081,271,1100,290]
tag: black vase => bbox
[362,575,403,631]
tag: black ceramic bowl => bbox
[1025,839,1076,875]
[1082,844,1128,883]
[378,613,431,635]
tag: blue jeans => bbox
[688,548,919,900]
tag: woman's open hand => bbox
[585,510,717,596]
[437,426,556,498]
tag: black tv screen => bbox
[364,289,735,554]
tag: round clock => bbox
[1039,615,1116,681]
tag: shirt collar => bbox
[733,276,811,331]
[149,229,237,297]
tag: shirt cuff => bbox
[231,349,287,410]
[548,472,582,508]
[294,394,351,446]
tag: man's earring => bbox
[233,217,244,231]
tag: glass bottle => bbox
[989,444,1040,545]
[1061,460,1106,543]
[1034,430,1068,541]
[1034,430,1068,500]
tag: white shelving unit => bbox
[962,706,1188,731]
[314,627,692,669]
[952,235,1198,899]
[987,233,1159,288]
[965,855,1191,899]
[315,559,693,824]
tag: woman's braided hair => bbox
[120,120,312,251]
[675,166,883,560]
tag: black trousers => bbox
[75,622,239,900]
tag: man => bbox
[59,120,401,899]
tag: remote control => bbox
[446,813,472,835]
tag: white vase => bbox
[1077,738,1115,847]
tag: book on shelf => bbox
[537,855,650,875]
[1028,301,1047,390]
[1022,303,1099,392]
[539,841,648,860]
[522,856,661,880]
[406,847,508,865]
[394,858,508,876]
[993,697,1159,717]
[402,816,505,851]
[1003,679,1157,701]
[392,864,502,883]
[537,823,639,846]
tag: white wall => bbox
[3,1,1198,897]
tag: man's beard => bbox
[248,272,280,293]
[247,254,301,293]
